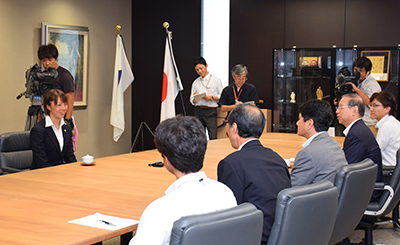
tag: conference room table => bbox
[0,133,344,245]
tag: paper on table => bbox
[194,92,206,103]
[68,212,139,231]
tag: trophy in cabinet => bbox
[316,86,323,100]
[290,92,296,103]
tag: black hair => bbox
[299,100,333,132]
[38,44,59,60]
[154,115,207,173]
[353,57,372,72]
[194,56,207,67]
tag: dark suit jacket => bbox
[217,139,291,244]
[343,119,383,201]
[30,119,77,170]
[343,119,382,182]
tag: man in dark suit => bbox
[336,93,382,200]
[217,104,291,245]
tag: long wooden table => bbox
[0,133,344,245]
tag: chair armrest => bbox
[374,182,386,190]
[365,184,394,216]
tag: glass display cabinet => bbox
[272,46,400,133]
[273,48,334,133]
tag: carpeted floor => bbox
[348,219,400,244]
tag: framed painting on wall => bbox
[41,22,89,107]
[361,50,390,82]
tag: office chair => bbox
[0,131,32,174]
[267,180,338,245]
[356,149,400,245]
[169,203,263,245]
[328,159,377,245]
[379,164,400,229]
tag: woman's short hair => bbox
[370,90,397,116]
[43,89,67,115]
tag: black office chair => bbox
[328,159,377,245]
[379,164,400,229]
[267,180,338,245]
[169,203,263,245]
[356,149,400,245]
[0,131,32,174]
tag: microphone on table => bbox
[148,162,164,167]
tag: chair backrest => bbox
[328,159,377,245]
[267,180,338,245]
[375,147,400,216]
[170,203,263,245]
[0,131,32,173]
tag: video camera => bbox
[16,64,58,105]
[334,66,360,100]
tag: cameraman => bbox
[37,44,75,127]
[347,57,381,136]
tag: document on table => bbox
[68,212,139,231]
[194,92,206,102]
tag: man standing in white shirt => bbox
[129,115,237,245]
[190,57,224,140]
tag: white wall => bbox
[0,0,133,159]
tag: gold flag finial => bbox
[116,25,122,35]
[163,22,170,34]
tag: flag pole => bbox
[114,25,154,151]
[162,22,186,116]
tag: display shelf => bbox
[272,46,400,133]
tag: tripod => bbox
[130,121,155,152]
[24,95,44,131]
[25,105,44,131]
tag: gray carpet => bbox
[348,218,400,244]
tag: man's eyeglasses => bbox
[337,106,351,110]
[369,104,383,108]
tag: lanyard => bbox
[232,86,243,102]
[201,75,212,89]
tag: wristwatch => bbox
[65,118,73,124]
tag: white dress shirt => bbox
[343,118,362,136]
[190,73,223,107]
[45,115,65,151]
[129,171,237,245]
[302,131,324,148]
[376,115,400,166]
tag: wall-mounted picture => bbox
[299,57,318,67]
[42,23,89,107]
[361,50,390,82]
